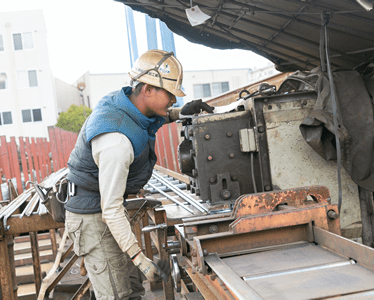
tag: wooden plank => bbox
[30,138,41,183]
[154,165,189,184]
[0,237,17,300]
[19,137,30,185]
[10,137,23,194]
[42,138,51,176]
[7,139,15,179]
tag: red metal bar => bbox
[154,138,161,166]
[19,137,30,188]
[0,136,11,181]
[9,137,22,194]
[30,138,41,183]
[156,130,166,168]
[0,168,3,201]
[48,127,60,172]
[7,141,15,179]
[35,138,45,181]
[170,123,181,173]
[161,125,176,172]
[54,128,65,169]
[25,138,34,181]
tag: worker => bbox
[64,50,214,299]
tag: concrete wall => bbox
[73,72,131,109]
[54,77,80,114]
[0,10,58,139]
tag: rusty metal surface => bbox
[230,205,335,234]
[231,186,331,217]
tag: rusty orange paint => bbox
[232,186,331,218]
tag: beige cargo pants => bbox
[65,211,145,300]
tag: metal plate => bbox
[222,243,346,278]
[245,264,374,300]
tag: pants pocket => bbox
[66,219,86,256]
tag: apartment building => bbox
[71,65,278,109]
[0,10,58,139]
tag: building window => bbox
[22,109,42,122]
[2,112,12,125]
[13,32,33,51]
[0,35,4,51]
[22,110,32,122]
[17,70,38,88]
[193,83,211,98]
[0,73,7,89]
[32,109,42,121]
[212,81,230,96]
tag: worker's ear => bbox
[142,83,154,96]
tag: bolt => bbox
[210,274,217,281]
[227,132,232,137]
[207,155,213,161]
[327,210,339,220]
[203,248,209,256]
[205,134,210,140]
[231,175,237,181]
[264,185,272,191]
[258,126,265,133]
[210,177,216,183]
[209,225,219,234]
[221,189,231,200]
[303,100,308,105]
[229,153,235,158]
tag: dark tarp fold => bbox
[278,68,374,191]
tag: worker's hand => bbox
[132,251,170,282]
[180,99,214,115]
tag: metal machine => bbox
[162,88,374,299]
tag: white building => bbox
[0,10,58,139]
[71,65,278,109]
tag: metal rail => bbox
[152,171,209,214]
[147,181,195,215]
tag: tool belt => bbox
[45,180,75,223]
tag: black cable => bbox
[323,16,343,213]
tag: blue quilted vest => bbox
[65,87,165,214]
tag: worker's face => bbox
[146,87,176,117]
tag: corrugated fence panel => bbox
[0,127,78,199]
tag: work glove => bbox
[131,250,170,282]
[180,99,214,115]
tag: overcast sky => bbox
[2,0,271,84]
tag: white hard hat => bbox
[129,49,185,97]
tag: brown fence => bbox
[0,127,78,200]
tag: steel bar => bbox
[152,172,208,213]
[243,260,354,281]
[30,231,42,296]
[147,181,195,215]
